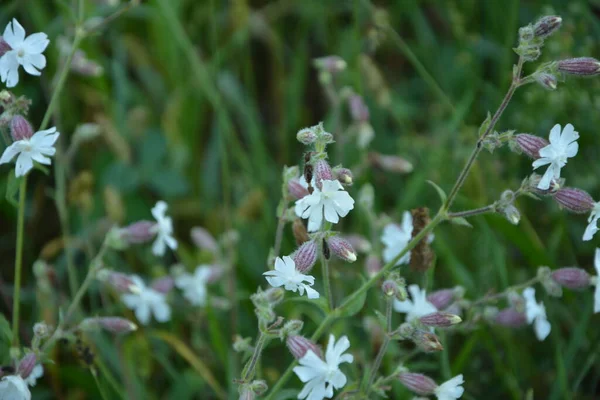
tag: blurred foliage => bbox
[0,0,600,399]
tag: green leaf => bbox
[426,180,447,203]
[479,111,492,137]
[450,217,473,228]
[282,296,328,314]
[272,389,299,400]
[5,170,20,207]
[0,314,12,364]
[337,288,367,318]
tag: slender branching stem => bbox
[362,296,393,395]
[470,276,541,307]
[241,331,268,382]
[448,204,496,219]
[11,176,27,349]
[322,254,334,311]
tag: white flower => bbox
[583,202,600,241]
[0,375,31,400]
[0,19,49,88]
[295,179,354,232]
[593,248,600,313]
[263,256,319,299]
[0,127,59,177]
[175,265,212,306]
[122,275,171,325]
[150,201,178,256]
[24,364,43,387]
[523,287,551,341]
[532,124,579,190]
[394,284,437,321]
[434,374,465,400]
[381,212,413,266]
[293,335,353,400]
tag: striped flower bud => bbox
[293,240,318,273]
[343,235,370,254]
[419,312,462,328]
[554,188,595,214]
[535,73,557,90]
[286,335,322,360]
[121,221,156,244]
[10,115,34,141]
[533,16,562,38]
[551,267,591,289]
[334,167,353,186]
[190,227,218,252]
[494,308,527,327]
[515,134,549,159]
[528,173,563,196]
[398,372,437,395]
[297,127,317,145]
[427,289,455,310]
[151,276,174,294]
[348,94,370,122]
[558,57,600,76]
[97,270,140,294]
[0,37,10,58]
[80,317,138,334]
[313,160,333,189]
[17,353,37,379]
[288,178,310,200]
[326,236,357,262]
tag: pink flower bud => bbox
[515,134,549,159]
[0,37,10,57]
[368,152,413,174]
[286,335,322,360]
[326,236,357,262]
[288,178,309,200]
[348,94,370,122]
[494,308,527,327]
[343,234,370,253]
[398,372,437,395]
[533,16,562,38]
[296,128,317,145]
[551,267,591,289]
[10,115,34,141]
[535,73,557,90]
[97,270,140,294]
[80,317,138,334]
[365,255,382,277]
[313,55,347,74]
[554,188,595,214]
[558,57,600,76]
[151,276,174,294]
[121,220,156,244]
[190,227,218,252]
[293,240,318,273]
[427,289,455,310]
[314,160,333,189]
[18,353,37,379]
[381,280,398,297]
[419,312,462,328]
[334,167,353,186]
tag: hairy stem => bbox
[448,204,496,219]
[363,296,393,395]
[11,176,27,349]
[322,254,334,311]
[470,276,541,307]
[241,332,268,382]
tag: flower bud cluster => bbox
[515,15,562,62]
[250,287,284,325]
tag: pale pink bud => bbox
[286,335,322,360]
[121,220,156,244]
[314,160,333,189]
[151,276,174,294]
[398,372,437,395]
[326,236,357,262]
[97,270,140,294]
[515,134,549,159]
[10,115,34,141]
[0,37,10,57]
[419,312,461,328]
[535,73,557,90]
[343,234,370,253]
[190,227,218,252]
[293,240,318,273]
[348,94,370,122]
[313,55,347,74]
[533,16,562,38]
[554,188,595,214]
[288,178,310,200]
[381,280,398,297]
[494,308,527,327]
[368,152,413,173]
[80,317,138,334]
[334,167,353,186]
[551,267,591,289]
[296,128,317,145]
[558,57,600,76]
[427,289,455,310]
[18,353,37,379]
[365,255,382,277]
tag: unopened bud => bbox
[515,134,549,159]
[427,289,455,310]
[313,55,347,74]
[397,322,415,339]
[398,372,437,395]
[73,123,102,143]
[334,167,353,186]
[288,178,310,200]
[18,354,36,379]
[313,160,333,189]
[419,312,462,328]
[10,115,34,141]
[502,204,520,225]
[0,37,10,58]
[494,308,527,327]
[558,57,600,76]
[121,221,156,244]
[528,173,563,195]
[80,317,138,334]
[190,227,218,252]
[348,94,370,122]
[239,386,255,400]
[151,276,174,294]
[535,72,557,90]
[264,287,285,305]
[293,240,318,273]
[365,255,382,277]
[233,336,253,353]
[537,266,563,297]
[326,236,357,262]
[368,152,413,174]
[280,320,304,338]
[554,188,595,214]
[551,267,591,289]
[412,330,443,353]
[97,270,140,294]
[286,335,322,360]
[533,16,562,38]
[292,218,310,245]
[33,322,50,339]
[343,234,371,253]
[382,280,398,297]
[249,380,268,396]
[297,127,318,145]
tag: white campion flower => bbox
[121,275,171,325]
[295,179,354,232]
[434,374,465,400]
[263,256,319,299]
[381,211,434,266]
[532,124,579,190]
[0,127,59,177]
[24,365,43,387]
[523,287,551,341]
[0,19,49,88]
[394,284,437,321]
[0,375,31,400]
[583,202,600,241]
[150,201,178,256]
[175,265,212,306]
[293,335,353,400]
[593,248,600,313]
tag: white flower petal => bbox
[4,19,26,48]
[15,153,33,177]
[0,141,22,164]
[22,33,49,54]
[548,124,561,144]
[594,283,600,314]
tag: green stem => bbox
[241,332,268,382]
[362,297,393,395]
[322,254,334,311]
[93,372,110,400]
[448,204,496,219]
[470,276,541,307]
[11,176,27,349]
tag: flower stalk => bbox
[362,296,393,395]
[11,175,27,349]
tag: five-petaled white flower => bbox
[150,201,178,256]
[263,256,319,299]
[0,375,31,400]
[0,19,49,88]
[175,265,212,306]
[532,123,579,190]
[0,127,59,177]
[293,335,353,400]
[394,284,437,321]
[583,202,600,241]
[295,179,354,232]
[24,364,43,387]
[122,275,171,325]
[593,248,600,313]
[434,374,465,400]
[523,287,551,341]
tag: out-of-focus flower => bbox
[263,256,319,299]
[494,308,527,327]
[80,317,138,334]
[0,125,59,177]
[0,375,30,399]
[532,124,578,190]
[368,152,413,174]
[150,201,178,256]
[121,275,171,325]
[175,266,215,306]
[594,249,600,313]
[434,375,465,400]
[399,372,465,400]
[23,365,42,387]
[583,202,600,241]
[190,226,218,252]
[394,284,437,322]
[523,287,551,341]
[295,180,354,232]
